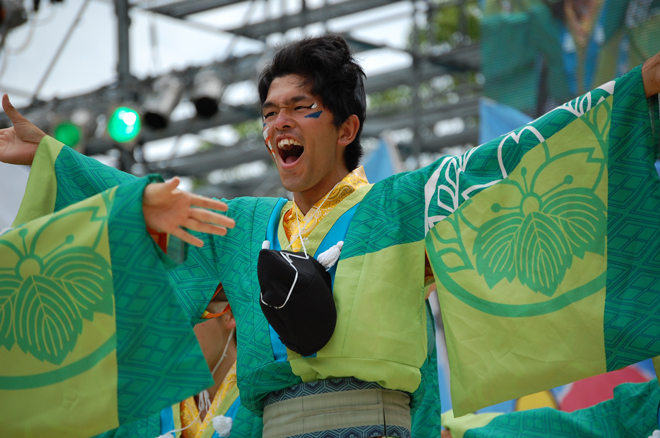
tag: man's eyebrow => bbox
[262,95,313,110]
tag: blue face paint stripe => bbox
[305,111,323,119]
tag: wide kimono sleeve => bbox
[13,138,224,326]
[422,65,660,415]
[0,176,213,438]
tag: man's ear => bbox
[337,114,360,147]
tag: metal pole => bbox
[459,0,467,41]
[411,0,422,169]
[32,0,91,103]
[116,0,131,89]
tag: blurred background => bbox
[1,0,660,417]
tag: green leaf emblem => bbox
[0,206,113,365]
[15,275,81,364]
[515,211,572,296]
[473,213,521,289]
[474,162,607,296]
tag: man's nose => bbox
[273,110,294,130]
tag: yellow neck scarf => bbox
[284,166,369,251]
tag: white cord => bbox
[156,329,234,438]
[210,328,234,376]
[285,179,341,255]
[261,250,310,309]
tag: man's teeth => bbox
[277,139,302,150]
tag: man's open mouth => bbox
[278,139,304,165]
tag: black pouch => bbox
[258,249,336,356]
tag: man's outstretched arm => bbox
[424,50,660,416]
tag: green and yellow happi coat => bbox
[207,64,659,422]
[0,140,212,438]
[425,65,660,415]
[175,66,658,425]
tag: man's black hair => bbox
[258,34,367,171]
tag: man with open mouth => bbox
[2,33,660,438]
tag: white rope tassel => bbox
[262,240,271,250]
[317,241,343,270]
[648,430,660,438]
[212,415,233,437]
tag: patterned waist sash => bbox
[262,377,411,438]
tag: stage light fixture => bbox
[191,69,223,118]
[0,0,27,29]
[52,109,98,149]
[53,121,82,147]
[108,107,141,143]
[143,75,184,129]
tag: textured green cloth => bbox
[464,379,660,438]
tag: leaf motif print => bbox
[474,213,522,289]
[515,212,573,297]
[468,93,611,297]
[45,248,113,321]
[542,188,607,258]
[15,275,81,364]
[0,199,114,365]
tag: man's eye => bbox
[263,112,276,118]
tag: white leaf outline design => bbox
[423,80,616,235]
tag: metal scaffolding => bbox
[2,0,481,197]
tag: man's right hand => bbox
[0,94,46,165]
